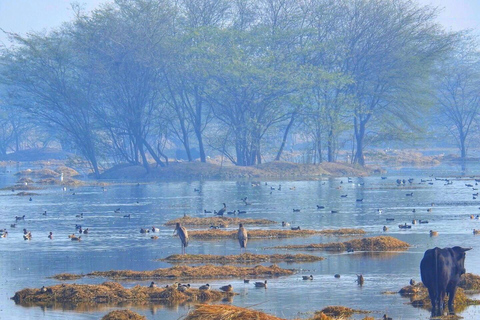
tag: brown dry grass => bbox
[185,304,286,320]
[13,282,233,306]
[161,253,324,264]
[16,191,40,196]
[399,282,480,313]
[459,273,480,291]
[37,177,84,186]
[15,168,60,178]
[164,216,276,227]
[317,306,370,318]
[275,236,410,251]
[189,228,365,240]
[101,309,147,320]
[51,273,84,280]
[54,166,80,177]
[53,265,294,281]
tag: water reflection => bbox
[2,164,480,319]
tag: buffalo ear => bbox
[461,247,472,252]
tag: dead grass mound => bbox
[318,306,369,318]
[16,191,39,196]
[459,273,480,291]
[161,253,323,264]
[15,168,60,178]
[185,304,286,320]
[51,273,84,280]
[102,309,146,320]
[189,228,365,240]
[164,216,276,227]
[54,265,293,281]
[54,166,80,177]
[275,236,410,251]
[12,282,232,306]
[399,282,480,313]
[2,184,41,191]
[36,177,84,186]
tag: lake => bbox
[1,163,480,319]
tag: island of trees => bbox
[1,0,479,178]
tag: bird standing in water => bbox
[174,223,189,255]
[238,223,248,253]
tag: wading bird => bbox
[238,223,248,253]
[174,223,189,255]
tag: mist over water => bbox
[1,163,480,319]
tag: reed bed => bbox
[184,304,286,320]
[161,253,324,264]
[274,236,410,251]
[459,273,480,291]
[102,309,147,320]
[189,228,365,240]
[50,273,84,280]
[12,282,233,305]
[52,264,294,281]
[164,216,276,227]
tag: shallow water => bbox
[1,163,480,319]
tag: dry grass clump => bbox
[164,216,276,227]
[101,309,147,320]
[36,177,84,186]
[459,273,480,291]
[189,228,365,240]
[51,273,84,280]
[275,236,410,251]
[54,166,80,177]
[54,265,293,281]
[13,282,232,306]
[161,253,323,264]
[399,282,480,313]
[16,191,39,196]
[185,304,286,320]
[15,168,60,178]
[317,306,369,318]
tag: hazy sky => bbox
[0,0,479,46]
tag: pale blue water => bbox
[1,163,480,319]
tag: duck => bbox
[151,236,159,240]
[334,274,341,278]
[219,284,233,292]
[114,208,121,213]
[75,213,83,218]
[410,279,416,286]
[243,279,250,283]
[383,314,393,320]
[473,229,480,235]
[430,230,438,237]
[149,281,157,288]
[151,226,160,233]
[199,284,210,291]
[15,215,25,221]
[383,226,388,232]
[71,235,81,241]
[242,197,251,205]
[216,203,227,216]
[356,274,364,286]
[83,228,89,234]
[178,284,190,292]
[123,214,131,218]
[255,280,267,288]
[23,232,32,240]
[316,205,325,209]
[140,228,150,234]
[293,208,301,212]
[48,232,53,239]
[291,226,301,231]
[204,210,212,214]
[282,221,290,227]
[302,275,313,280]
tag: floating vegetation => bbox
[459,273,480,291]
[102,309,147,320]
[164,216,276,227]
[399,282,480,312]
[184,304,286,320]
[189,228,365,240]
[16,191,40,196]
[50,273,84,280]
[317,306,370,318]
[274,236,410,251]
[12,282,233,306]
[161,253,324,264]
[52,265,294,281]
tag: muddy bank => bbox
[161,253,324,264]
[102,309,146,320]
[52,264,294,281]
[12,282,233,306]
[185,304,286,320]
[164,216,276,227]
[188,228,365,240]
[274,236,410,251]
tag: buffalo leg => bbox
[447,287,457,314]
[427,287,438,316]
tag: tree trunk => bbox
[275,112,296,161]
[354,119,366,166]
[142,138,165,167]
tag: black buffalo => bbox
[420,246,471,316]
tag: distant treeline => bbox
[1,0,479,177]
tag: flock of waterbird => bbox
[3,174,480,298]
